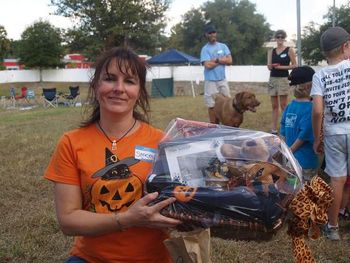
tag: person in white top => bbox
[311,26,350,241]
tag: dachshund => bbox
[213,92,260,127]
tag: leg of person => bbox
[267,77,279,134]
[323,135,348,240]
[217,79,231,97]
[276,77,289,132]
[328,176,347,225]
[270,96,279,134]
[279,94,288,112]
[339,136,350,220]
[277,77,290,112]
[339,178,350,220]
[204,81,219,123]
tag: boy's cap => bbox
[204,24,217,34]
[288,66,315,86]
[320,26,350,52]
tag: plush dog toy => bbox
[220,137,270,162]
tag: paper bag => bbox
[164,228,211,263]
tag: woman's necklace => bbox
[97,119,137,150]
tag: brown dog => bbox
[213,92,260,127]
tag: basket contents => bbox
[145,118,303,239]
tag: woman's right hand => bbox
[120,192,181,229]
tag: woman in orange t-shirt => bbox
[44,47,180,262]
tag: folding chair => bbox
[9,87,17,107]
[63,86,80,106]
[42,88,59,108]
[21,87,28,98]
[9,86,25,107]
[24,89,38,105]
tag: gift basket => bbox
[145,118,303,240]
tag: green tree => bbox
[300,22,323,65]
[168,0,271,65]
[301,2,350,64]
[51,0,171,59]
[7,40,21,58]
[0,25,11,60]
[18,21,64,80]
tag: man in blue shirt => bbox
[200,24,232,123]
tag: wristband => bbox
[215,58,219,63]
[114,213,126,231]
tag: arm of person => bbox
[218,54,232,65]
[275,47,298,70]
[203,60,219,69]
[289,139,304,153]
[54,183,180,236]
[312,95,324,154]
[267,48,273,70]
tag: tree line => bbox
[0,0,349,70]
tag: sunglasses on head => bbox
[207,31,216,34]
[276,35,285,39]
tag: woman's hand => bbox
[267,63,280,70]
[120,192,181,229]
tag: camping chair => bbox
[9,87,17,107]
[9,86,26,107]
[63,86,80,106]
[21,87,28,98]
[24,88,38,105]
[42,88,59,108]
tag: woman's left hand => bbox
[120,192,181,229]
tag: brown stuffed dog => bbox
[220,138,270,162]
[213,92,260,127]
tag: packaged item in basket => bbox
[145,118,303,240]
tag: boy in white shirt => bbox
[311,26,350,241]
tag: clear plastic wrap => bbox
[145,118,303,240]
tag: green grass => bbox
[1,92,349,262]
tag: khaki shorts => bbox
[324,134,350,178]
[268,77,290,96]
[204,80,230,108]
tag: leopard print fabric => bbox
[287,176,333,263]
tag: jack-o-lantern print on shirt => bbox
[90,148,142,213]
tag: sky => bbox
[0,0,348,41]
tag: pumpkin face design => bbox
[173,185,197,202]
[91,174,142,213]
[90,148,141,213]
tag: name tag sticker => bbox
[135,146,157,163]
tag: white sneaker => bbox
[323,224,341,241]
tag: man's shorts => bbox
[324,134,350,178]
[204,80,230,108]
[268,77,290,96]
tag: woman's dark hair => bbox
[274,29,287,39]
[81,47,150,127]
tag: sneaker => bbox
[323,224,341,241]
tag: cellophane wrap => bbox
[145,118,303,240]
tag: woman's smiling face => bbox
[96,58,140,116]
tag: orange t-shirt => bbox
[44,122,171,263]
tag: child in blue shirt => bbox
[280,66,318,181]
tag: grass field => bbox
[1,88,350,262]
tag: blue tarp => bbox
[147,48,200,65]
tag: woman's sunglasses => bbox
[276,35,285,39]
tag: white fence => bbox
[0,65,322,84]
